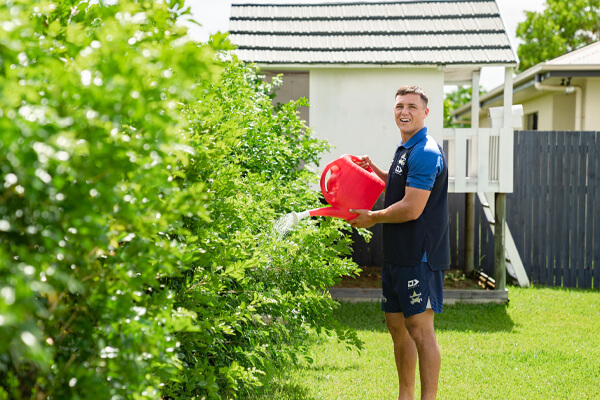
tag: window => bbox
[525,112,538,130]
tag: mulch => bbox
[335,266,487,290]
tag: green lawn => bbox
[257,286,600,399]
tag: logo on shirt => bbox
[399,153,407,166]
[394,153,407,175]
[408,279,419,289]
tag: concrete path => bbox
[328,288,509,305]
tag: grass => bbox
[255,286,600,399]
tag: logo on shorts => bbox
[408,279,419,289]
[410,291,422,305]
[380,294,387,304]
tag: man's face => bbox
[393,93,429,136]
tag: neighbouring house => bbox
[453,41,600,130]
[228,0,527,287]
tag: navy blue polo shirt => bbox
[383,127,450,271]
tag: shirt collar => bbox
[398,127,428,149]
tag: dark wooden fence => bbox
[351,193,495,276]
[352,130,600,289]
[507,130,600,289]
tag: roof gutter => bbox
[453,63,590,128]
[452,65,543,118]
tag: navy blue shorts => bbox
[380,262,444,317]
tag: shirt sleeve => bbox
[406,141,443,191]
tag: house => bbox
[453,41,600,130]
[228,0,517,180]
[229,0,526,288]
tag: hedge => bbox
[0,1,362,399]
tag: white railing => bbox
[442,127,514,193]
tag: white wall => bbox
[263,71,310,124]
[552,94,575,130]
[521,95,554,131]
[583,78,600,130]
[308,68,444,172]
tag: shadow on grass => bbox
[334,300,515,333]
[436,302,515,333]
[333,301,388,332]
[307,363,361,373]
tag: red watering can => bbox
[292,154,385,223]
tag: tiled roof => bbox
[546,40,600,66]
[229,0,517,65]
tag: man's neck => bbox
[400,126,424,144]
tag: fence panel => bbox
[475,194,494,276]
[538,131,550,285]
[524,130,534,279]
[511,132,525,275]
[555,130,565,286]
[588,132,600,289]
[582,133,593,289]
[449,193,465,268]
[547,131,558,286]
[576,133,588,288]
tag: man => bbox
[349,85,449,400]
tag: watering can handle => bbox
[348,154,374,173]
[320,159,341,205]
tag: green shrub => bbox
[0,1,223,398]
[0,1,361,399]
[168,59,362,399]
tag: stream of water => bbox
[273,212,298,239]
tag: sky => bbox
[183,0,547,91]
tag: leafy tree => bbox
[443,86,486,128]
[516,0,600,71]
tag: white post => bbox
[454,129,466,192]
[470,71,480,178]
[478,128,490,192]
[465,71,480,276]
[503,67,513,130]
[494,66,514,290]
[499,67,514,193]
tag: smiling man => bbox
[350,85,450,400]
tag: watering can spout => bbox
[308,206,357,220]
[291,210,310,225]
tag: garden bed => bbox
[334,267,486,290]
[331,267,509,304]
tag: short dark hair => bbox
[395,85,428,107]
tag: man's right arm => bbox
[349,186,430,229]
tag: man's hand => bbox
[352,155,388,184]
[352,155,373,171]
[348,209,377,229]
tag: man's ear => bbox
[424,107,430,118]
